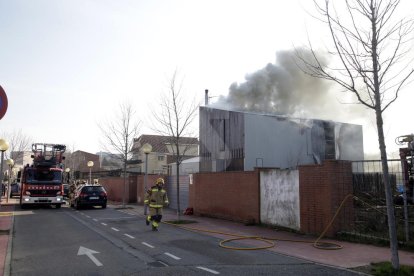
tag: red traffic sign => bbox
[0,85,8,120]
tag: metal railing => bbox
[337,159,414,249]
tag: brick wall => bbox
[101,162,354,238]
[190,170,260,223]
[135,175,165,204]
[100,176,136,203]
[299,160,354,237]
[100,175,167,204]
[100,177,126,202]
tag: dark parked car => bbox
[10,182,21,198]
[71,185,107,209]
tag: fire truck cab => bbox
[20,143,66,209]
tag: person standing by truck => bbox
[68,182,77,204]
[144,178,169,231]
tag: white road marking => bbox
[158,260,169,267]
[197,267,219,274]
[77,246,103,267]
[124,234,135,239]
[142,242,154,248]
[86,215,91,218]
[111,227,120,232]
[99,216,135,220]
[93,219,98,222]
[164,252,181,260]
[101,223,107,226]
[118,210,135,215]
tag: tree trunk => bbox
[123,159,127,208]
[370,8,399,268]
[176,142,181,221]
[176,162,181,221]
[375,109,400,269]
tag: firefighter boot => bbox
[152,221,159,231]
[146,215,151,226]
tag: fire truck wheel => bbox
[102,204,106,209]
[55,204,61,209]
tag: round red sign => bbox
[0,85,8,120]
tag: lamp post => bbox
[87,161,94,184]
[6,159,14,203]
[0,139,9,205]
[142,143,152,215]
[65,168,71,184]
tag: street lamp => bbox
[6,159,14,203]
[142,143,152,215]
[65,167,71,183]
[87,161,94,184]
[0,139,9,204]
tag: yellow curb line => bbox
[0,212,13,216]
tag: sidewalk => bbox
[0,197,17,276]
[1,199,413,275]
[113,202,414,270]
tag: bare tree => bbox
[0,130,31,199]
[98,102,141,208]
[152,70,199,221]
[1,129,32,169]
[297,0,414,270]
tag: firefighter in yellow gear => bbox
[144,177,169,231]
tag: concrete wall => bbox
[190,170,260,223]
[260,169,300,230]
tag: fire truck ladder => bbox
[31,143,66,166]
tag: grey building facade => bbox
[199,106,364,172]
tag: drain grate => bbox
[314,242,342,250]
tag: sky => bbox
[1,0,414,157]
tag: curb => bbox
[3,204,14,276]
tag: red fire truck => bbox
[19,143,66,209]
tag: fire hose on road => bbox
[163,194,357,251]
[164,194,413,251]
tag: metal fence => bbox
[167,175,190,212]
[338,160,414,249]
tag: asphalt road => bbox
[10,204,361,275]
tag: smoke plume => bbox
[212,48,369,123]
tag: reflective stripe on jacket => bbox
[145,186,169,208]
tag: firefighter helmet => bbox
[156,178,164,185]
